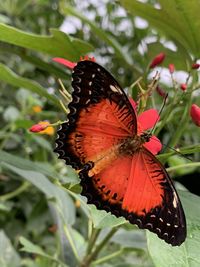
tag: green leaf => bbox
[0,150,60,180]
[167,155,197,176]
[111,229,146,250]
[31,135,52,152]
[19,237,69,267]
[120,0,200,58]
[147,191,200,267]
[19,237,48,257]
[1,162,75,225]
[89,205,126,228]
[0,231,21,267]
[0,63,60,107]
[0,23,93,59]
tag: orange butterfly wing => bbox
[55,60,136,170]
[55,60,186,246]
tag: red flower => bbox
[190,104,200,127]
[169,64,175,74]
[180,83,187,91]
[129,99,162,155]
[149,52,165,68]
[53,55,95,69]
[192,63,200,69]
[29,121,54,135]
[29,123,47,132]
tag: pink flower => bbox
[149,52,165,68]
[130,99,162,155]
[190,104,200,127]
[53,55,95,69]
[169,64,175,74]
[180,83,187,91]
[192,63,200,69]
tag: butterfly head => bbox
[140,131,152,143]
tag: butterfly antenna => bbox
[151,136,193,162]
[150,93,168,136]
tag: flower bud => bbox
[29,123,48,132]
[180,83,187,91]
[149,53,165,68]
[190,104,200,127]
[169,64,175,74]
[156,85,166,97]
[192,63,200,69]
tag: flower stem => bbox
[0,181,30,201]
[80,227,118,267]
[86,227,101,254]
[92,248,124,265]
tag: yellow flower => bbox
[32,105,42,113]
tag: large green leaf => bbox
[120,0,200,58]
[147,191,200,267]
[0,231,21,267]
[1,162,75,225]
[0,63,60,107]
[89,206,126,228]
[19,237,69,267]
[0,23,93,59]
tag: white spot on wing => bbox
[92,74,95,78]
[110,85,122,94]
[173,192,178,208]
[89,81,92,86]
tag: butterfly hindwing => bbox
[80,147,186,246]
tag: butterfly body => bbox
[55,60,186,246]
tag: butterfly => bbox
[55,59,186,246]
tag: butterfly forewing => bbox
[55,60,186,246]
[55,61,137,169]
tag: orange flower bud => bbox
[190,104,200,127]
[149,53,165,68]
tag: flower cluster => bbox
[149,52,200,127]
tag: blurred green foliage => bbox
[0,0,200,267]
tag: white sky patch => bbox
[60,16,82,34]
[148,68,190,87]
[135,16,148,29]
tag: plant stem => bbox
[80,227,118,267]
[167,162,200,172]
[86,227,101,254]
[0,181,30,201]
[63,224,80,263]
[92,248,124,265]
